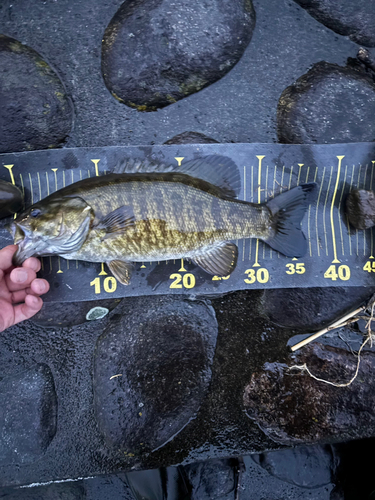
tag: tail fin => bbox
[265,183,317,258]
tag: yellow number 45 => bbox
[363,261,375,272]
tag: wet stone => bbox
[252,445,334,489]
[185,458,240,500]
[0,180,23,220]
[93,296,218,452]
[0,35,73,154]
[31,298,121,328]
[260,286,375,331]
[277,61,375,144]
[0,364,57,465]
[101,0,255,111]
[293,0,375,47]
[164,131,219,145]
[243,342,375,445]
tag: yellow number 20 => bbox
[169,273,196,289]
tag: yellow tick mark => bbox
[179,258,187,272]
[51,168,58,191]
[3,165,15,184]
[256,155,265,204]
[175,157,184,166]
[330,156,344,264]
[99,262,108,276]
[297,164,303,186]
[91,159,100,177]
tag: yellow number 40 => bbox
[324,264,350,281]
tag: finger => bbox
[7,267,37,292]
[0,269,3,282]
[22,257,41,273]
[0,245,18,272]
[29,278,49,296]
[11,279,50,303]
[13,295,43,325]
[11,289,28,304]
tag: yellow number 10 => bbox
[90,276,118,294]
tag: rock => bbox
[31,298,121,328]
[0,483,85,499]
[277,61,375,144]
[164,131,219,145]
[293,0,375,47]
[0,35,73,154]
[93,296,218,452]
[0,180,23,220]
[260,286,375,331]
[346,188,375,230]
[101,0,255,111]
[243,342,375,445]
[252,445,334,488]
[0,364,57,465]
[185,458,240,500]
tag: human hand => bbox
[0,245,50,333]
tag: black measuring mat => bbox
[1,143,374,302]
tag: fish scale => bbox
[73,180,259,262]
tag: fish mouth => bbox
[8,223,47,266]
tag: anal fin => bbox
[107,260,133,285]
[193,242,238,276]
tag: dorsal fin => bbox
[113,155,240,198]
[114,158,174,175]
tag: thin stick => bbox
[290,306,365,352]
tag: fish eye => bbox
[30,208,42,218]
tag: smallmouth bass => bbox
[10,155,316,284]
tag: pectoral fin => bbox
[96,206,135,236]
[107,260,133,285]
[193,242,238,276]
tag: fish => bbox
[9,155,316,285]
[0,180,23,220]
